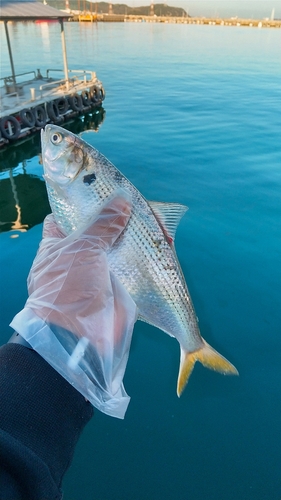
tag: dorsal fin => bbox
[148,201,188,241]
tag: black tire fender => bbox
[0,115,21,140]
[81,90,91,107]
[69,93,83,112]
[100,87,105,101]
[90,86,101,103]
[20,108,36,128]
[55,97,69,115]
[34,106,47,127]
[47,100,60,122]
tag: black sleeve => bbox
[0,343,93,500]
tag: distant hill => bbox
[41,1,188,17]
[114,3,188,17]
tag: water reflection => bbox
[0,108,105,237]
[8,168,34,236]
[0,167,49,237]
[37,21,52,54]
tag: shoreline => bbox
[70,13,281,28]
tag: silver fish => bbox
[41,124,238,396]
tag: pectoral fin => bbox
[177,340,238,397]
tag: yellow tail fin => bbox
[177,340,238,397]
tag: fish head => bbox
[41,124,108,234]
[41,124,93,188]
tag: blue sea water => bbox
[1,21,281,500]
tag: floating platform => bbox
[0,68,105,146]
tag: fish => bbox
[41,124,238,396]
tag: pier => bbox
[74,12,281,28]
[123,16,281,28]
[0,0,105,146]
[0,68,105,145]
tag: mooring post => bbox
[59,19,69,91]
[4,21,16,90]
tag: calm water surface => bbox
[1,22,281,500]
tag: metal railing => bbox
[46,68,96,81]
[46,68,64,78]
[39,78,73,91]
[0,71,37,83]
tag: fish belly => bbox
[107,207,201,352]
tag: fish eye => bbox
[51,132,63,145]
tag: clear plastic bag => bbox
[11,192,137,418]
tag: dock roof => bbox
[0,0,71,20]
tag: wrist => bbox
[8,331,33,350]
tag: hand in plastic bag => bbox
[10,190,137,419]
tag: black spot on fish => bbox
[83,173,96,185]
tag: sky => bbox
[124,1,281,19]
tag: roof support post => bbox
[4,21,16,88]
[59,19,69,90]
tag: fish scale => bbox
[41,124,238,396]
